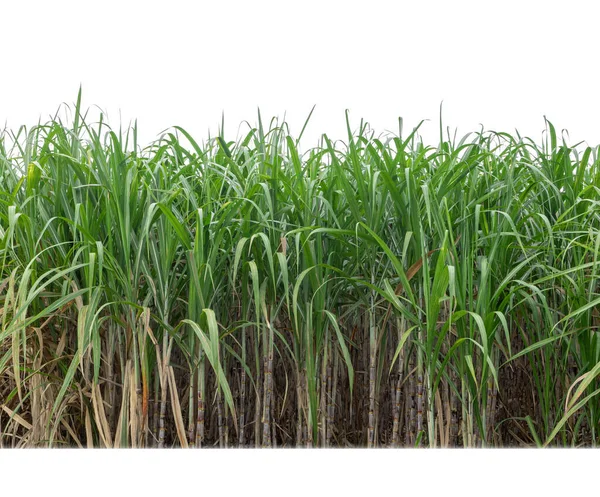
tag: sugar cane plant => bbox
[1,93,600,447]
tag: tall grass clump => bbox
[1,95,600,447]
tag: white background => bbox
[2,0,600,492]
[2,0,600,148]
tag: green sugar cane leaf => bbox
[389,325,418,374]
[292,266,315,337]
[464,354,478,390]
[155,202,191,251]
[544,386,600,447]
[183,315,238,434]
[324,310,354,397]
[427,234,449,340]
[248,260,262,341]
[276,251,290,310]
[0,288,89,343]
[232,237,248,284]
[561,295,600,327]
[49,351,81,444]
[252,232,275,293]
[92,321,101,385]
[504,327,581,366]
[77,305,89,366]
[216,136,233,159]
[524,416,543,448]
[566,360,600,412]
[357,222,415,304]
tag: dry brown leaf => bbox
[1,405,33,430]
[168,365,189,448]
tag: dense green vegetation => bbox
[1,95,600,447]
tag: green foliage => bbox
[1,96,600,447]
